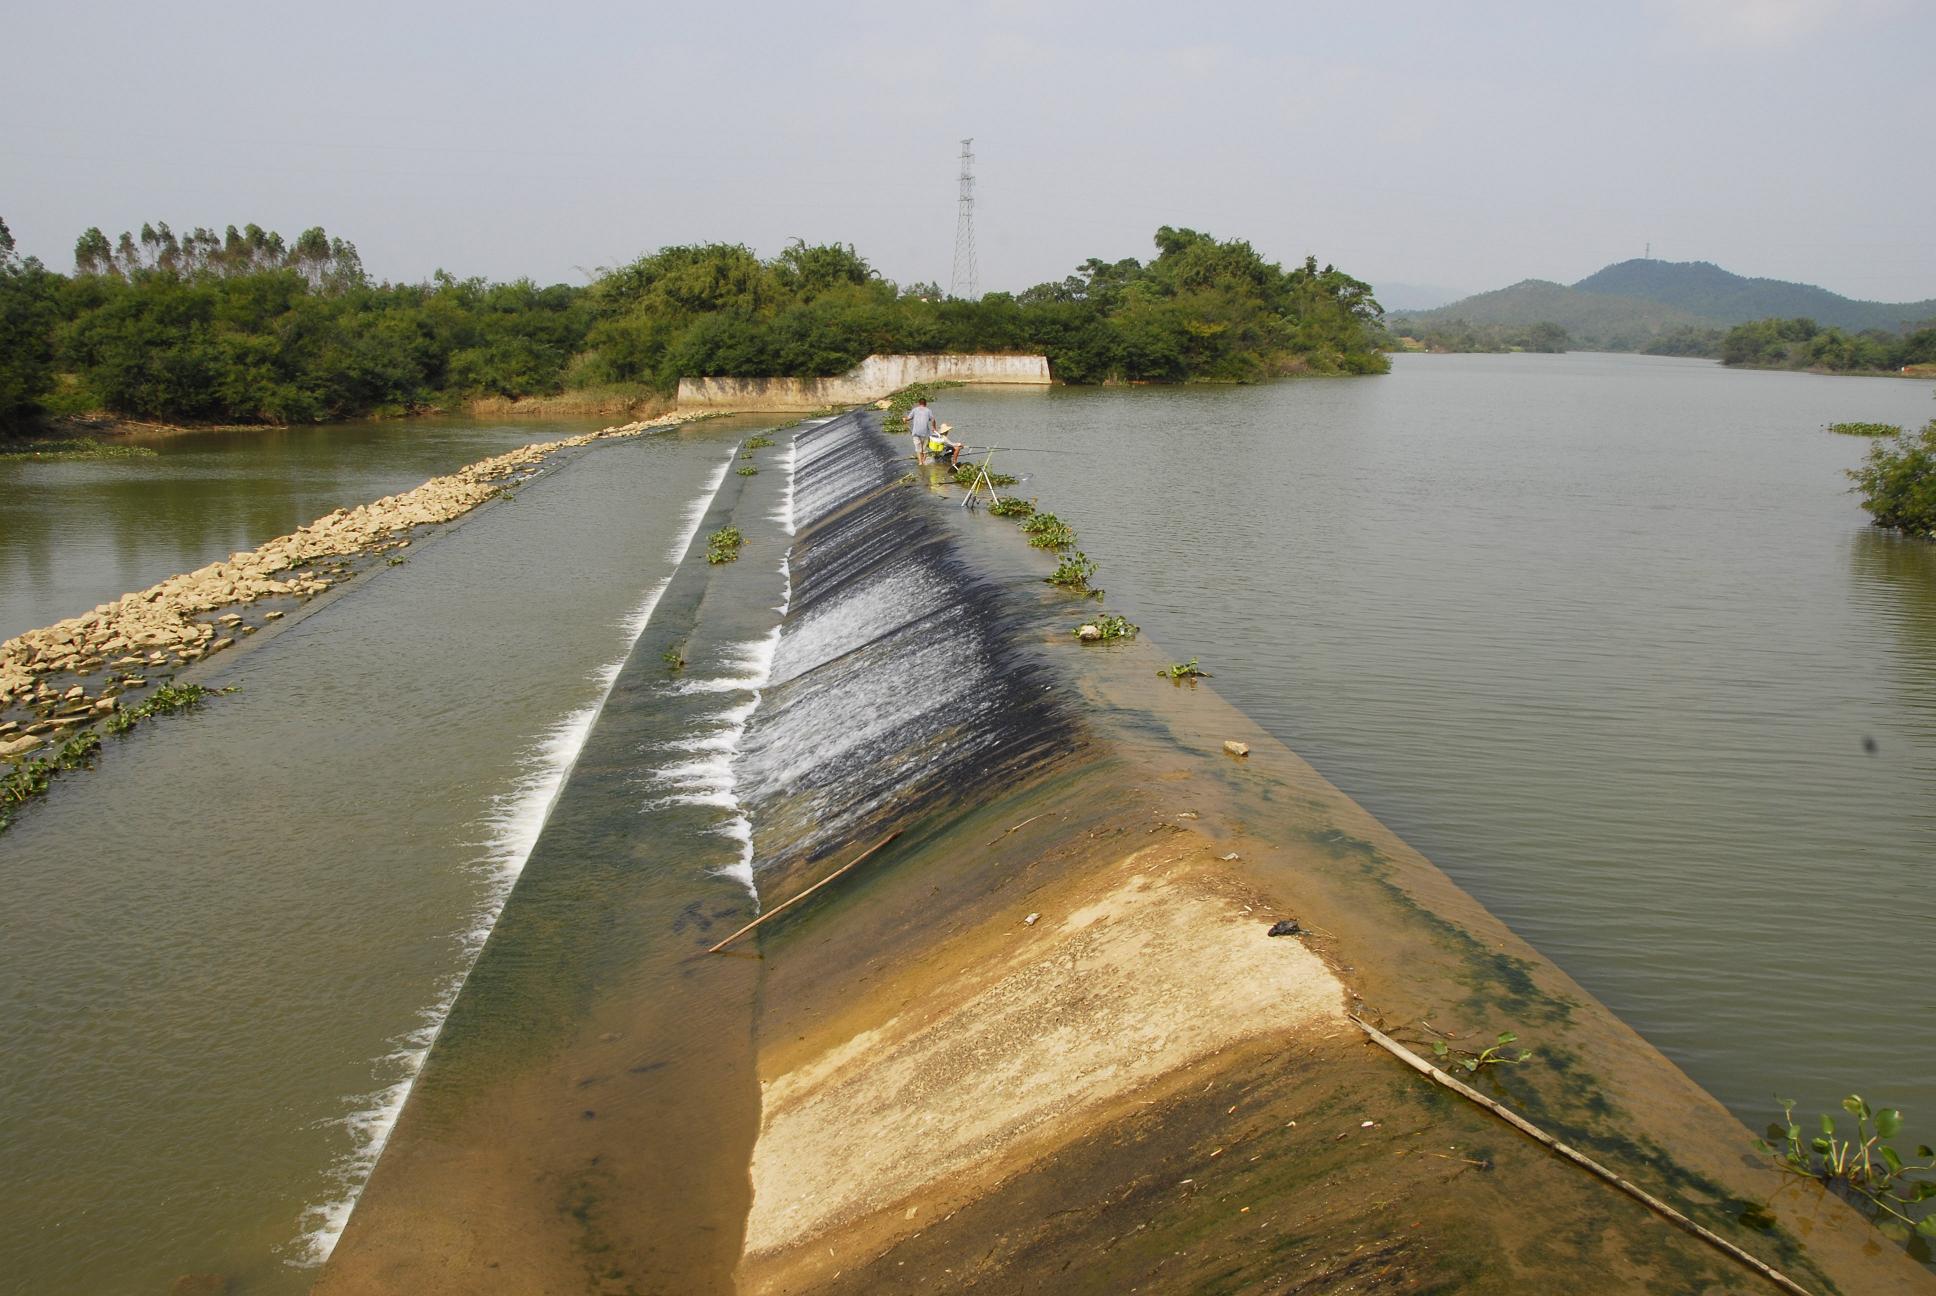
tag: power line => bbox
[950,138,979,300]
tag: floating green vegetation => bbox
[1431,1031,1532,1074]
[705,525,745,564]
[987,496,1034,518]
[0,438,158,461]
[102,682,228,738]
[1,684,236,832]
[952,460,1017,487]
[1075,613,1137,641]
[662,643,687,673]
[1021,512,1076,550]
[2,732,98,829]
[1757,1095,1936,1244]
[736,465,758,476]
[1158,658,1211,679]
[1829,421,1903,437]
[1045,550,1100,596]
[385,554,407,565]
[745,435,775,450]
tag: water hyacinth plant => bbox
[1432,1032,1532,1074]
[1756,1095,1936,1243]
[1073,613,1137,641]
[1021,512,1077,550]
[705,526,745,564]
[1046,551,1100,595]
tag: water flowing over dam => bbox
[741,412,1078,892]
[318,406,1933,1296]
[316,410,1086,1291]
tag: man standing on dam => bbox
[905,397,936,466]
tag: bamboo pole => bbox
[705,830,902,954]
[1348,1016,1815,1296]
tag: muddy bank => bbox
[0,411,707,768]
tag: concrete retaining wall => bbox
[677,353,1051,410]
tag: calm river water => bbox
[945,352,1936,1157]
[1,357,1933,1291]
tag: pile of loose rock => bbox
[0,413,693,753]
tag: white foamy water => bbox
[641,435,800,895]
[295,448,739,1267]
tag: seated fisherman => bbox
[926,422,965,469]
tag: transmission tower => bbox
[950,138,979,300]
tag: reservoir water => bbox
[943,352,1936,1158]
[2,354,1933,1290]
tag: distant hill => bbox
[1392,279,1714,350]
[1573,259,1936,332]
[1391,259,1936,352]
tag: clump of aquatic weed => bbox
[1021,512,1077,550]
[102,682,230,737]
[736,465,758,476]
[706,526,745,564]
[1074,613,1137,642]
[1757,1095,1936,1245]
[1158,658,1211,680]
[662,643,687,673]
[745,435,775,450]
[988,496,1034,518]
[1046,551,1101,597]
[3,685,231,832]
[1829,422,1902,437]
[951,460,1017,488]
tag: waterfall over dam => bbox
[318,410,1931,1296]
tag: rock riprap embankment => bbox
[0,413,698,747]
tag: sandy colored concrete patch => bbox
[743,843,1346,1261]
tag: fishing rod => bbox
[960,443,1086,456]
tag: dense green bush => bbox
[1722,317,1936,373]
[1851,420,1936,537]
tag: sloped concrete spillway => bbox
[322,411,1935,1295]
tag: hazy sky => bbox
[5,0,1931,305]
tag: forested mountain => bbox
[1574,260,1936,332]
[1391,258,1936,356]
[1391,279,1711,351]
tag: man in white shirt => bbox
[905,398,935,465]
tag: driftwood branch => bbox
[1349,1016,1814,1296]
[706,830,902,954]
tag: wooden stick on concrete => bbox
[706,830,902,954]
[1349,1015,1815,1296]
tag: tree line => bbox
[0,218,1389,432]
[1714,316,1936,373]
